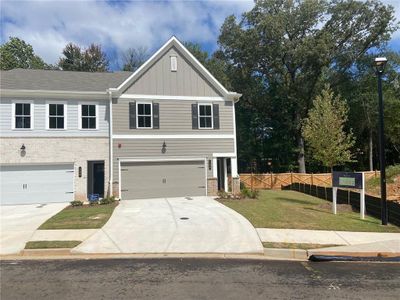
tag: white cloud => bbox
[0,0,253,67]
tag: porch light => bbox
[20,144,26,156]
[161,141,167,154]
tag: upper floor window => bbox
[81,104,97,129]
[48,103,65,129]
[14,102,32,129]
[137,103,152,128]
[198,104,213,129]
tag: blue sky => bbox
[1,0,399,71]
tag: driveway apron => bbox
[0,203,68,255]
[73,197,264,254]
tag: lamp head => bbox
[374,57,388,74]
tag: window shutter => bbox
[129,102,136,129]
[153,103,159,129]
[191,103,198,129]
[213,104,220,130]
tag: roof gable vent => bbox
[170,56,177,72]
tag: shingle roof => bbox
[0,69,132,92]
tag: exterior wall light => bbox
[20,144,26,157]
[161,141,167,154]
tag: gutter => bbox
[1,89,108,99]
[107,89,113,197]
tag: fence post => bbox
[271,173,273,189]
[311,173,314,186]
[251,173,254,191]
[291,172,293,184]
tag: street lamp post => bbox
[374,57,388,225]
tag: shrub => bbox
[70,200,83,207]
[100,195,116,205]
[241,187,259,199]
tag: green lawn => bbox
[219,190,400,232]
[25,241,81,249]
[39,203,118,229]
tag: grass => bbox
[262,242,339,250]
[39,203,118,229]
[366,164,400,196]
[25,241,81,249]
[219,190,400,232]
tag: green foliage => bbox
[302,86,355,169]
[367,164,400,189]
[58,43,109,72]
[0,37,47,70]
[70,200,83,207]
[121,46,148,71]
[241,186,259,199]
[99,195,116,205]
[218,0,398,172]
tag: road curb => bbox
[264,248,308,260]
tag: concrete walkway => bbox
[0,203,68,255]
[256,228,400,246]
[73,197,264,254]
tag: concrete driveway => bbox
[0,203,67,255]
[73,197,264,254]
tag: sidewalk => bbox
[256,228,400,246]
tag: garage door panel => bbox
[121,160,206,199]
[0,164,74,205]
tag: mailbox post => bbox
[332,172,365,219]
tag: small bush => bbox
[70,200,83,207]
[100,195,116,205]
[241,187,259,199]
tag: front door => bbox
[88,161,104,198]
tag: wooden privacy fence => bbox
[240,171,379,190]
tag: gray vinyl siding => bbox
[113,100,234,135]
[0,98,108,137]
[112,138,234,182]
[124,47,221,97]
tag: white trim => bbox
[79,102,98,130]
[212,157,218,178]
[108,91,113,196]
[112,134,235,139]
[223,158,228,192]
[11,100,34,130]
[111,36,241,101]
[213,153,236,157]
[198,103,213,129]
[118,94,225,102]
[1,89,107,99]
[45,101,67,130]
[232,101,238,176]
[136,101,153,129]
[170,55,177,72]
[118,157,208,199]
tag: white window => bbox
[13,101,33,129]
[137,103,152,128]
[80,104,97,129]
[170,56,177,71]
[198,104,213,129]
[48,103,66,129]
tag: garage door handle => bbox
[121,189,128,192]
[65,192,74,194]
[198,186,206,188]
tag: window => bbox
[198,104,213,129]
[137,103,152,128]
[81,104,97,129]
[48,104,65,129]
[15,103,32,129]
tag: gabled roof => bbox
[110,36,241,101]
[0,69,132,92]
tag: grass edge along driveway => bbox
[219,190,400,232]
[39,203,118,230]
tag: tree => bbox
[0,37,47,70]
[302,86,355,171]
[218,0,398,172]
[121,46,148,71]
[58,43,109,72]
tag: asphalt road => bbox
[1,258,399,299]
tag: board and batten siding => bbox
[124,47,221,97]
[113,100,234,135]
[0,98,108,137]
[113,138,235,182]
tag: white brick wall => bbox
[0,137,109,200]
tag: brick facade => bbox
[0,137,109,200]
[207,177,218,196]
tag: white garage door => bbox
[121,160,206,200]
[0,164,74,205]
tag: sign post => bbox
[332,172,365,219]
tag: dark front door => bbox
[92,162,104,197]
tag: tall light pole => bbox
[374,57,388,225]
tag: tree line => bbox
[1,0,399,173]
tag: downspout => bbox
[107,89,113,197]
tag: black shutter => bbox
[191,103,198,129]
[213,104,220,130]
[153,103,159,129]
[129,102,136,129]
